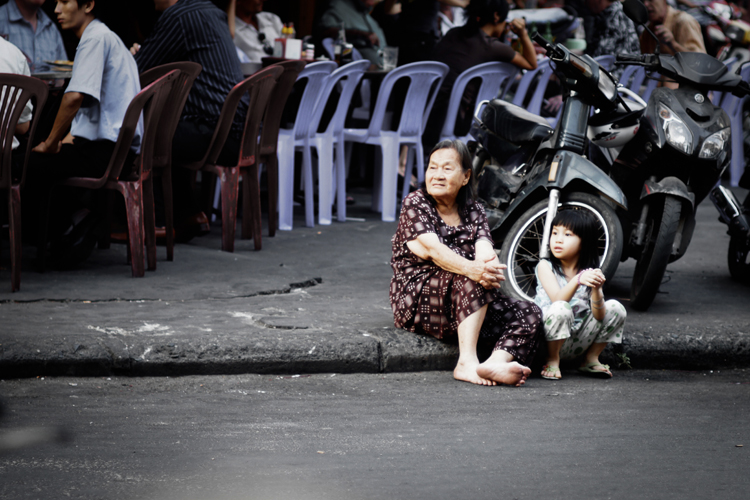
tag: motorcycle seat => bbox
[481,99,554,144]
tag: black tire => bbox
[498,192,624,301]
[630,195,681,311]
[728,234,750,283]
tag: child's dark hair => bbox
[548,209,601,274]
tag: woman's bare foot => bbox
[454,359,497,386]
[541,362,562,380]
[476,355,531,387]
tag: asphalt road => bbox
[1,370,749,500]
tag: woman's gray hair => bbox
[424,139,475,207]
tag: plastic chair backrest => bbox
[321,37,363,62]
[617,64,641,90]
[309,60,369,138]
[139,61,202,169]
[322,37,335,60]
[288,61,337,140]
[0,74,48,189]
[75,70,178,188]
[366,61,449,138]
[711,57,739,105]
[441,61,518,139]
[594,55,615,72]
[511,58,552,116]
[260,60,307,155]
[236,66,284,167]
[641,72,660,102]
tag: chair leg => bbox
[243,163,262,250]
[118,182,145,277]
[162,166,175,261]
[315,137,334,225]
[380,135,401,222]
[219,166,240,253]
[335,137,347,222]
[142,174,157,271]
[240,170,251,240]
[266,152,278,237]
[277,136,296,231]
[9,186,22,292]
[302,144,315,228]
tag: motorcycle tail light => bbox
[699,127,731,159]
[658,103,693,155]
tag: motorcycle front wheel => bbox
[630,195,682,311]
[498,192,623,302]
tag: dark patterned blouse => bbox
[390,190,496,338]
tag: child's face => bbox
[550,225,582,263]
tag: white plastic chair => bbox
[277,61,336,230]
[440,61,518,143]
[343,61,449,221]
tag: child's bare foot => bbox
[541,363,561,380]
[476,357,531,386]
[454,359,496,386]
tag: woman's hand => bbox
[474,255,506,289]
[577,268,606,289]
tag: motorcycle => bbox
[700,0,750,67]
[469,32,627,301]
[594,0,750,309]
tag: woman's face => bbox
[425,148,470,203]
[550,225,582,263]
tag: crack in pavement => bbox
[0,277,323,305]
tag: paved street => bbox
[1,370,749,500]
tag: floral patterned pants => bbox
[542,300,626,360]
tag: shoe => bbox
[541,364,561,380]
[577,362,612,378]
[175,212,210,243]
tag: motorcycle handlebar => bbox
[615,54,658,68]
[532,32,564,59]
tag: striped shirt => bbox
[134,0,246,138]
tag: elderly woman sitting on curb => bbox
[389,140,543,386]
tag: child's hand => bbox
[578,268,606,289]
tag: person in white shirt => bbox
[0,36,33,153]
[233,0,283,63]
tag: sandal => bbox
[578,362,612,378]
[541,364,561,380]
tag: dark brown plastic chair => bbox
[179,65,283,252]
[39,70,179,277]
[0,74,48,292]
[254,60,306,240]
[139,62,202,262]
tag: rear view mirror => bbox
[622,0,649,26]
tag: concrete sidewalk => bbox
[2,188,750,378]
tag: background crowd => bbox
[1,0,745,268]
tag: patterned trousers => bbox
[542,300,626,360]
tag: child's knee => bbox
[543,301,574,340]
[605,300,627,322]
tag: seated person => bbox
[423,0,537,151]
[585,0,640,81]
[0,0,68,69]
[0,35,33,155]
[133,0,246,240]
[232,0,283,63]
[319,0,388,67]
[640,0,706,55]
[396,0,469,66]
[390,139,543,386]
[24,0,141,260]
